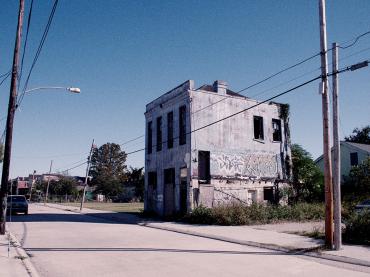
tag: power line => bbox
[192,30,370,115]
[339,31,370,49]
[18,0,34,85]
[120,135,144,146]
[0,70,11,79]
[17,0,59,107]
[0,71,11,87]
[125,59,370,156]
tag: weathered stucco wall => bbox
[144,81,193,215]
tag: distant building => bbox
[315,141,370,183]
[144,80,292,216]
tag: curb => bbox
[7,231,40,277]
[140,222,370,268]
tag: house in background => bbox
[144,80,292,217]
[315,141,370,183]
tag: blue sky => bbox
[1,0,369,178]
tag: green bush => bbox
[184,202,325,226]
[343,210,370,245]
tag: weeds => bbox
[184,202,325,226]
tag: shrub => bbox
[184,205,214,224]
[184,202,325,226]
[343,210,370,245]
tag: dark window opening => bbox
[167,112,173,149]
[350,152,358,166]
[263,187,274,202]
[254,116,264,140]
[147,121,152,154]
[164,168,175,184]
[156,117,162,151]
[179,105,186,145]
[198,151,210,184]
[272,119,282,142]
[148,172,157,190]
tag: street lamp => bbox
[25,86,81,94]
[0,84,81,234]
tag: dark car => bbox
[355,199,370,213]
[7,195,28,215]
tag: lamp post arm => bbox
[25,87,78,93]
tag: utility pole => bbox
[319,0,333,249]
[29,170,36,200]
[0,0,25,235]
[332,42,342,250]
[80,139,95,211]
[44,160,53,205]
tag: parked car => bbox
[355,199,370,213]
[7,195,28,215]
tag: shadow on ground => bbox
[7,211,146,225]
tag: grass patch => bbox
[184,203,325,226]
[61,202,144,214]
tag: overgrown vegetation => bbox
[343,210,370,245]
[184,203,324,226]
[288,144,324,203]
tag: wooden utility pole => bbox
[0,0,25,235]
[319,0,333,249]
[29,170,36,200]
[332,42,342,250]
[80,139,95,211]
[44,160,53,205]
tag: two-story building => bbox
[145,80,291,216]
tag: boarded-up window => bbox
[167,112,173,149]
[147,121,152,154]
[350,152,358,166]
[156,116,162,151]
[254,116,264,140]
[179,105,186,145]
[272,119,282,142]
[198,151,210,184]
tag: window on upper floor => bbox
[253,116,264,140]
[350,152,358,166]
[179,105,186,145]
[272,119,282,142]
[156,116,162,152]
[147,121,152,154]
[167,111,174,149]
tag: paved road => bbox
[7,204,370,277]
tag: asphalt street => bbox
[7,204,370,277]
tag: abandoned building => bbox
[144,80,292,216]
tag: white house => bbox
[315,141,370,183]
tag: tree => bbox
[345,125,370,144]
[290,144,324,203]
[90,143,127,197]
[125,167,144,200]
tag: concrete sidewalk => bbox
[0,232,35,277]
[46,203,370,268]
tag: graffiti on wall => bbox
[210,153,278,178]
